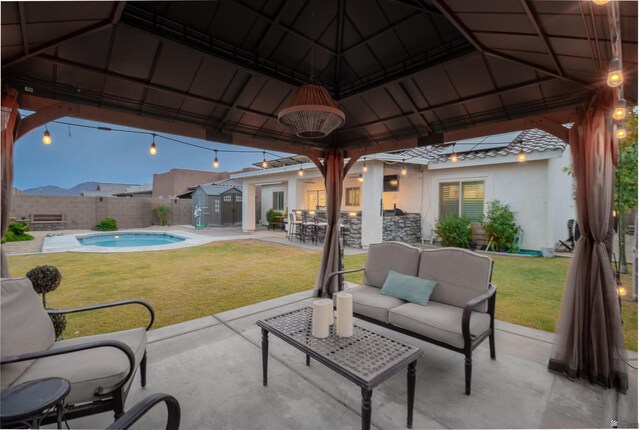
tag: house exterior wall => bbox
[260,184,287,225]
[10,195,193,229]
[152,169,229,198]
[422,155,575,250]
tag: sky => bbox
[14,114,292,190]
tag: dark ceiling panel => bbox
[459,13,533,34]
[151,42,203,92]
[57,28,112,69]
[476,33,547,55]
[108,25,159,79]
[443,55,494,98]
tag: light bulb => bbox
[261,152,268,169]
[42,130,51,145]
[617,286,627,296]
[607,57,623,87]
[592,0,609,4]
[149,142,157,155]
[613,99,626,120]
[298,166,304,176]
[358,174,363,183]
[518,151,526,162]
[615,127,627,139]
[362,163,368,173]
[450,153,458,163]
[213,157,219,168]
[401,161,407,176]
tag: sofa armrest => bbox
[461,284,497,342]
[107,393,181,430]
[324,267,365,293]
[1,340,136,395]
[48,300,155,331]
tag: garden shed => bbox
[192,185,242,227]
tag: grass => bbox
[8,241,637,350]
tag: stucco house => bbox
[232,129,575,251]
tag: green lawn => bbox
[7,241,637,350]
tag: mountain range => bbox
[20,182,100,196]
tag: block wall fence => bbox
[10,195,193,229]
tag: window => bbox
[214,199,220,213]
[345,187,361,206]
[235,195,242,203]
[306,190,326,209]
[223,195,232,202]
[272,191,284,211]
[439,181,484,223]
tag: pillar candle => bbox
[336,293,353,337]
[312,300,332,338]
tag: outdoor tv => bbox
[383,175,399,192]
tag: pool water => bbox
[78,233,186,248]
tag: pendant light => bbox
[213,150,219,168]
[149,134,157,155]
[401,160,407,176]
[358,174,363,183]
[42,126,52,145]
[450,144,458,163]
[298,164,304,177]
[362,157,368,173]
[261,152,268,169]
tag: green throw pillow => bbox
[380,270,437,306]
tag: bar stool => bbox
[288,212,302,242]
[314,214,328,244]
[301,212,316,244]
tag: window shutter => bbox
[462,181,485,223]
[439,183,460,218]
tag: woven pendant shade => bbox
[278,84,345,138]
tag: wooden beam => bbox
[16,102,79,140]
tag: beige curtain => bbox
[313,151,345,297]
[1,86,20,278]
[548,90,628,392]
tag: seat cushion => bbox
[389,302,491,349]
[364,242,421,288]
[11,328,147,405]
[1,277,55,389]
[349,285,406,322]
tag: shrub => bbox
[153,205,172,226]
[26,265,66,339]
[434,214,472,248]
[266,208,283,223]
[2,221,34,243]
[482,200,518,252]
[95,217,118,231]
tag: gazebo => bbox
[2,0,637,395]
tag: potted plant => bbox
[26,265,66,340]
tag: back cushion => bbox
[364,242,421,288]
[418,248,492,312]
[1,277,55,388]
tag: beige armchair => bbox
[1,277,154,425]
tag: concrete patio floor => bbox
[63,290,637,430]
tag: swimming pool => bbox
[78,232,186,248]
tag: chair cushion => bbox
[349,285,406,322]
[381,271,437,306]
[1,277,55,389]
[11,328,147,405]
[389,302,491,349]
[364,242,421,288]
[418,248,492,312]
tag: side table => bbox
[0,377,71,429]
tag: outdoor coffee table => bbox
[257,307,422,430]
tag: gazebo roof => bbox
[2,1,637,156]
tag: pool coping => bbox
[42,230,216,253]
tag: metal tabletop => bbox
[257,307,422,389]
[1,377,70,428]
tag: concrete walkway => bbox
[66,291,638,430]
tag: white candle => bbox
[312,300,332,338]
[336,293,353,337]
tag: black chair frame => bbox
[324,267,497,395]
[107,393,181,430]
[1,300,154,425]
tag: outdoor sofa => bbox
[327,242,497,395]
[1,277,154,424]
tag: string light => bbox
[358,174,363,183]
[42,126,52,145]
[450,144,458,163]
[615,127,627,140]
[401,160,407,176]
[362,157,368,173]
[617,286,627,296]
[213,150,219,168]
[149,134,157,155]
[518,151,526,162]
[298,164,304,176]
[613,99,627,120]
[607,57,623,87]
[261,152,268,169]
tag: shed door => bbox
[233,193,242,225]
[221,193,234,226]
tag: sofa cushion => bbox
[381,271,437,306]
[389,302,491,349]
[364,242,421,288]
[418,248,492,312]
[11,328,147,405]
[349,285,406,322]
[1,277,56,389]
